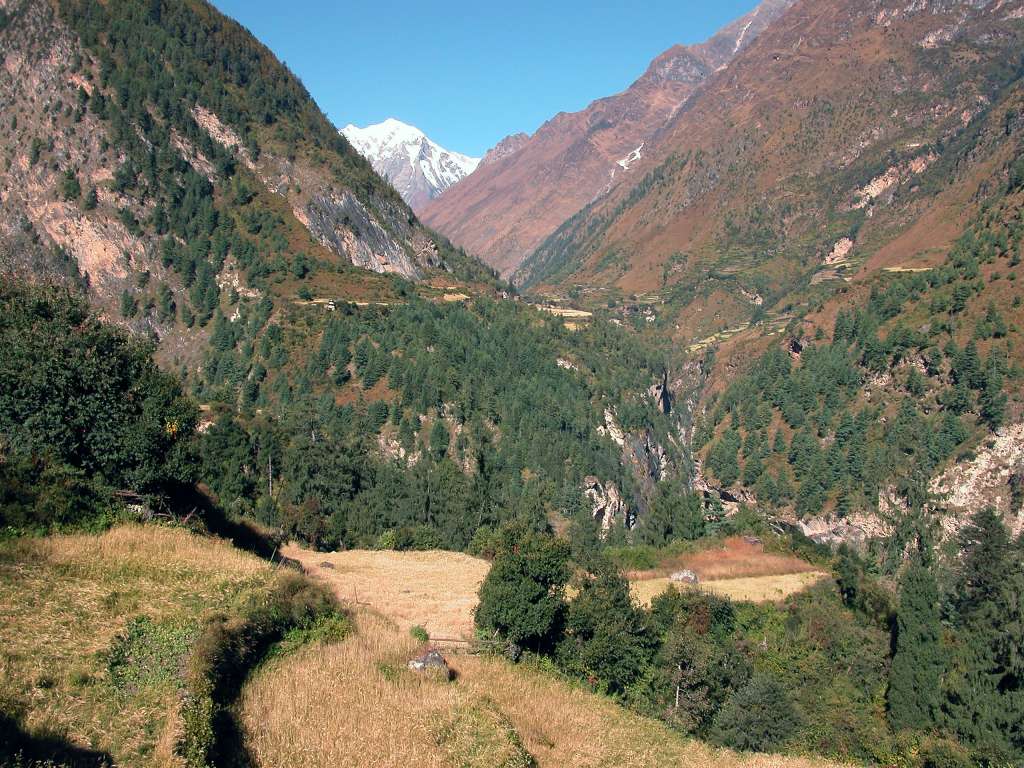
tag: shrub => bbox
[180,573,344,767]
[710,675,801,753]
[475,521,570,653]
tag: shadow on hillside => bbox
[0,713,114,767]
[169,485,282,562]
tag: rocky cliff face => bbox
[419,0,796,277]
[480,133,529,166]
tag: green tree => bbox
[0,284,197,497]
[888,552,943,731]
[558,555,653,694]
[711,675,801,753]
[429,419,450,461]
[944,509,1024,764]
[639,484,704,545]
[59,168,81,201]
[475,521,570,653]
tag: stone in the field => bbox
[670,569,699,584]
[408,649,451,679]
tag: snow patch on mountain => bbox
[341,118,480,211]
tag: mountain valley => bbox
[1,0,1023,766]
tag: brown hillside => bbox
[520,0,1024,317]
[420,0,796,277]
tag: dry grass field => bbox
[0,525,279,766]
[241,545,844,768]
[630,571,829,607]
[285,545,489,639]
[627,537,822,582]
[625,537,827,606]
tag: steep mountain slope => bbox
[419,0,795,277]
[521,0,1024,307]
[0,0,491,329]
[342,118,479,211]
[0,0,685,552]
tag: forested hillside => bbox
[694,128,1024,547]
[0,0,493,335]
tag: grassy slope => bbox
[247,544,841,768]
[0,525,284,766]
[242,610,843,768]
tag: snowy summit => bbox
[341,118,480,211]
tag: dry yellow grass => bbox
[628,537,821,583]
[0,524,278,766]
[284,545,488,639]
[630,572,829,607]
[242,547,844,768]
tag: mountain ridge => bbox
[420,0,796,277]
[342,118,479,211]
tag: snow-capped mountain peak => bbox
[341,118,479,212]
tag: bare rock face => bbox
[932,423,1024,538]
[583,475,627,533]
[304,190,425,279]
[796,513,893,549]
[480,133,529,166]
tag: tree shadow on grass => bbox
[0,713,115,767]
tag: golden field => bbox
[241,545,844,768]
[629,571,829,607]
[284,544,488,639]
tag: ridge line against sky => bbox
[210,0,761,158]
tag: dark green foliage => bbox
[475,521,570,653]
[0,285,197,499]
[707,426,740,486]
[636,482,704,545]
[59,168,81,201]
[710,676,801,753]
[558,556,653,694]
[428,419,449,461]
[888,553,943,731]
[942,509,1024,765]
[197,295,677,550]
[0,453,109,533]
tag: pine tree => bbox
[945,509,1024,763]
[888,552,943,731]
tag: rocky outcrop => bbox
[304,190,426,279]
[932,423,1024,538]
[583,475,627,532]
[796,512,893,549]
[407,648,452,679]
[480,133,529,166]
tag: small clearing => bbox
[630,571,829,606]
[284,546,488,640]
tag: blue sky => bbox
[210,0,758,157]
